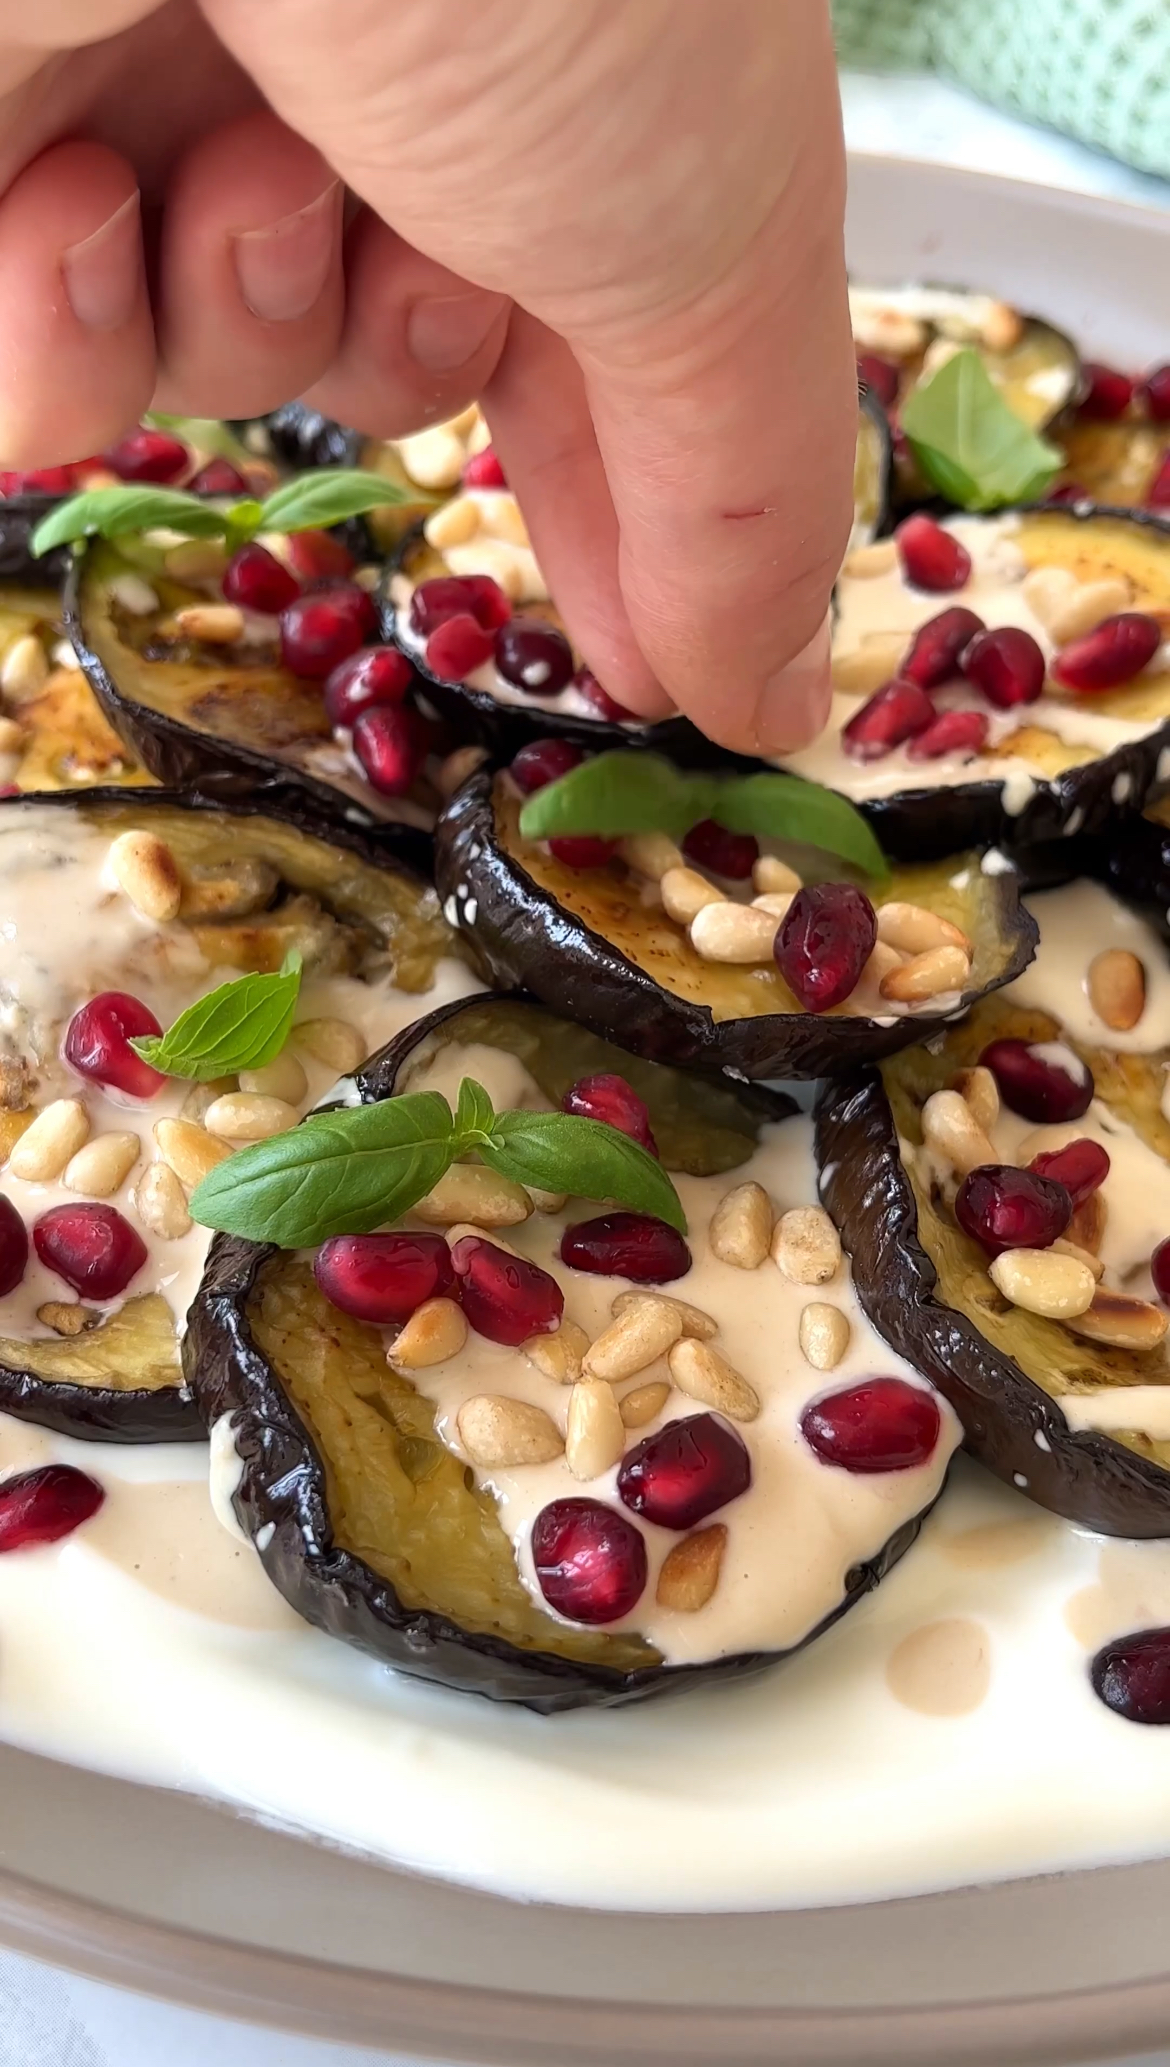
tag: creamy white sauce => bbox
[1007,880,1170,1054]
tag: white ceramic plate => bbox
[3,154,1170,2066]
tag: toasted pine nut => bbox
[661,867,726,927]
[132,1161,192,1240]
[880,944,971,1004]
[153,1117,232,1190]
[415,1163,533,1228]
[1065,1288,1169,1351]
[876,902,971,956]
[853,940,905,1010]
[177,859,279,921]
[204,1093,300,1143]
[620,1380,671,1428]
[656,1524,727,1612]
[457,1395,563,1468]
[0,716,24,752]
[690,901,778,964]
[752,892,795,920]
[526,1187,568,1213]
[611,1289,717,1340]
[445,539,527,601]
[668,1337,759,1421]
[239,1053,308,1104]
[1021,565,1077,633]
[852,306,926,356]
[424,494,480,550]
[464,410,491,454]
[10,1098,90,1181]
[524,1319,591,1385]
[799,1302,851,1371]
[291,1018,367,1074]
[389,1297,468,1369]
[584,1298,683,1383]
[831,635,909,698]
[989,1247,1096,1319]
[1087,948,1146,1032]
[0,633,49,703]
[478,494,530,548]
[921,1089,997,1178]
[434,744,489,801]
[951,1065,999,1134]
[179,1077,236,1124]
[398,425,466,490]
[619,832,686,882]
[752,855,802,895]
[63,1130,140,1198]
[174,603,246,645]
[1071,1190,1107,1255]
[980,299,1024,353]
[109,572,158,614]
[36,1300,95,1337]
[163,539,228,583]
[1046,576,1131,647]
[842,538,899,579]
[709,1181,774,1269]
[566,1378,626,1480]
[108,829,183,922]
[1051,1236,1105,1280]
[771,1205,841,1286]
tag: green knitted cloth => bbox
[833,0,1170,179]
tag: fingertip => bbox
[751,615,833,756]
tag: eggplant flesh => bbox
[1056,416,1170,512]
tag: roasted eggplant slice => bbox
[187,992,958,1710]
[0,787,469,1441]
[852,389,892,550]
[262,401,455,550]
[851,285,1081,436]
[818,870,1170,1534]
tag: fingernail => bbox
[62,192,142,332]
[233,180,341,322]
[753,617,833,755]
[407,290,509,374]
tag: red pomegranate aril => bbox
[961,625,1047,710]
[1148,452,1170,512]
[352,704,429,796]
[531,1498,647,1623]
[896,513,972,593]
[1152,1239,1170,1305]
[450,1236,563,1346]
[856,353,900,410]
[314,1232,454,1323]
[0,1464,104,1553]
[425,612,496,680]
[901,606,985,689]
[509,738,584,794]
[981,1037,1093,1124]
[0,1195,28,1296]
[494,618,574,697]
[1044,480,1090,506]
[842,678,936,762]
[618,1412,750,1530]
[560,1211,691,1283]
[906,708,989,760]
[774,883,877,1013]
[1028,1137,1109,1209]
[562,1073,659,1157]
[1142,366,1170,423]
[34,1204,147,1301]
[222,541,300,615]
[105,428,190,484]
[573,668,636,722]
[462,446,507,489]
[462,573,514,631]
[1051,612,1162,694]
[1092,1626,1170,1725]
[800,1378,941,1473]
[955,1165,1072,1258]
[1079,362,1135,421]
[548,835,618,870]
[682,819,758,880]
[282,529,354,583]
[411,574,500,640]
[279,591,371,679]
[187,457,249,496]
[64,991,166,1100]
[324,645,414,727]
[0,464,77,496]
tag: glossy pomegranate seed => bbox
[961,625,1046,710]
[618,1412,750,1530]
[1142,366,1170,423]
[842,678,936,762]
[560,1211,691,1283]
[573,668,636,722]
[509,738,584,794]
[1051,612,1162,693]
[981,1038,1093,1124]
[900,607,985,688]
[222,542,300,615]
[314,1232,454,1323]
[462,573,514,631]
[34,1204,147,1301]
[279,590,371,679]
[284,530,355,582]
[896,514,972,593]
[800,1378,941,1473]
[0,465,77,496]
[682,819,759,880]
[906,708,989,760]
[1147,452,1170,512]
[531,1498,647,1623]
[64,991,166,1100]
[450,1235,563,1346]
[562,1073,659,1156]
[409,575,510,639]
[105,428,190,484]
[1092,1627,1170,1725]
[548,835,618,870]
[0,1195,28,1296]
[856,353,900,409]
[494,618,574,697]
[1079,362,1135,421]
[187,457,248,495]
[425,613,496,680]
[324,645,414,727]
[774,883,877,1013]
[955,1165,1071,1258]
[352,704,429,796]
[1029,1138,1109,1209]
[1152,1239,1170,1305]
[462,446,507,489]
[0,1465,104,1553]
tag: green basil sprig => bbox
[517,752,888,880]
[189,1076,686,1246]
[130,952,303,1082]
[30,467,410,560]
[901,348,1061,512]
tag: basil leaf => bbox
[482,1111,686,1233]
[130,951,303,1081]
[31,487,231,558]
[901,348,1060,512]
[518,754,721,841]
[189,1091,456,1245]
[257,469,411,536]
[454,1076,496,1149]
[712,772,888,880]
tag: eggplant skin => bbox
[258,403,362,471]
[815,1071,1170,1537]
[0,495,69,585]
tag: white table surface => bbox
[5,68,1170,2067]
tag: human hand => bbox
[0,0,854,753]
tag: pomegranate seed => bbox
[0,1465,104,1553]
[0,465,77,496]
[105,428,190,484]
[1152,1239,1170,1305]
[285,530,356,582]
[1044,480,1090,506]
[1029,1138,1109,1209]
[450,1236,563,1346]
[279,590,372,679]
[1051,613,1162,694]
[842,678,936,762]
[1079,362,1135,421]
[314,1232,454,1323]
[1142,366,1170,423]
[906,708,989,760]
[548,835,618,870]
[682,819,759,880]
[562,1073,659,1157]
[1147,452,1170,512]
[901,607,985,689]
[0,1195,28,1296]
[1092,1627,1170,1725]
[352,704,429,796]
[800,1378,941,1473]
[573,668,635,722]
[856,353,900,409]
[774,883,877,1013]
[64,991,166,1101]
[531,1498,647,1623]
[560,1212,691,1283]
[188,457,248,495]
[896,514,972,593]
[981,1038,1093,1124]
[955,1165,1072,1258]
[461,573,514,631]
[618,1412,750,1530]
[494,618,574,697]
[510,738,584,794]
[409,575,509,639]
[961,625,1046,710]
[462,446,507,489]
[324,646,414,728]
[34,1204,147,1301]
[222,542,300,615]
[426,612,496,680]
